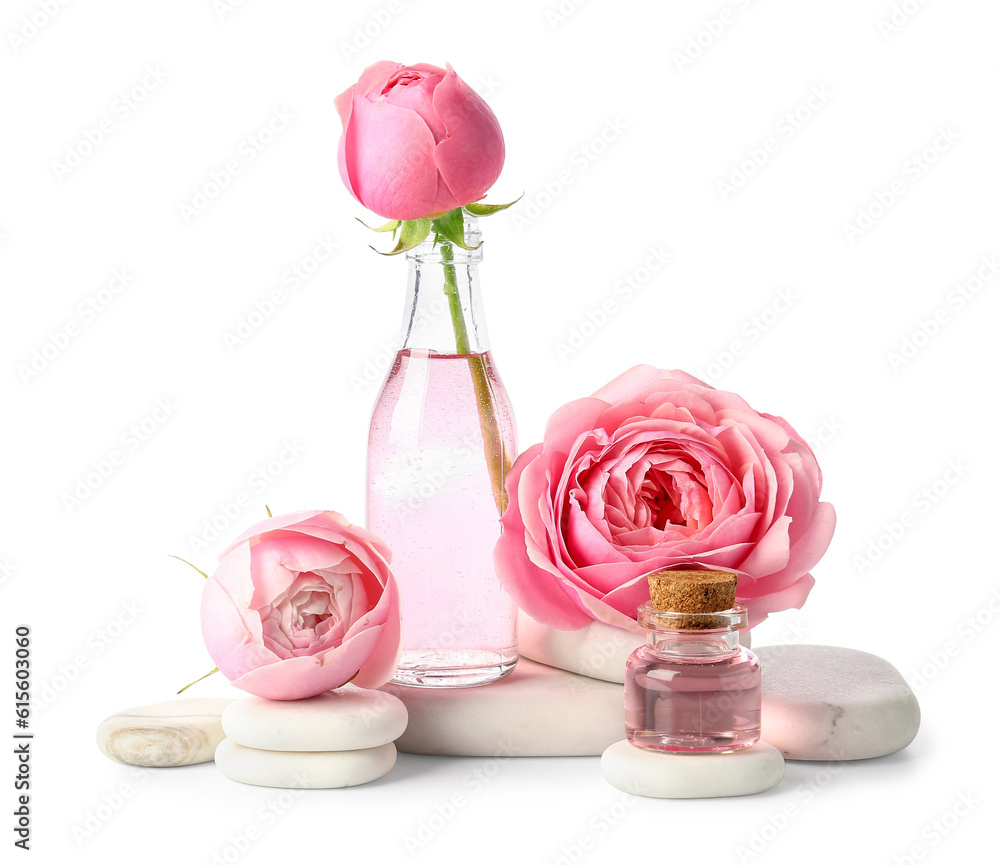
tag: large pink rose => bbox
[201,510,401,700]
[335,61,504,220]
[495,366,836,631]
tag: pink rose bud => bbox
[200,510,401,700]
[334,61,505,220]
[494,367,837,631]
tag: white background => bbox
[2,0,997,862]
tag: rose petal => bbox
[431,63,504,208]
[342,95,442,220]
[494,450,594,630]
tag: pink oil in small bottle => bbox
[624,571,761,752]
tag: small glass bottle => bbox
[624,570,761,752]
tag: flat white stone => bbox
[97,698,234,767]
[214,739,396,788]
[601,739,785,799]
[758,644,920,761]
[517,611,643,683]
[380,657,624,756]
[221,687,407,752]
[517,611,752,683]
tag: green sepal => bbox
[373,218,432,255]
[431,207,482,250]
[463,195,522,217]
[356,217,401,234]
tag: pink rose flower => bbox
[201,510,401,700]
[494,366,836,631]
[335,61,504,220]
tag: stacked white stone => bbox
[214,687,408,789]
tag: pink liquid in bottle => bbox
[366,348,517,687]
[625,641,761,752]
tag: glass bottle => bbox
[366,214,518,688]
[624,571,761,752]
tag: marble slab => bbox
[380,657,625,756]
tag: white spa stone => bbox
[380,657,624,757]
[601,739,785,799]
[757,644,920,761]
[214,739,397,788]
[517,610,752,684]
[97,698,235,767]
[221,687,407,752]
[516,611,643,683]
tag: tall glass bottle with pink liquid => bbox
[366,214,518,687]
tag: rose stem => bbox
[438,236,510,514]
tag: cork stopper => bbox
[647,569,738,629]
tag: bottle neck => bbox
[400,216,489,355]
[638,602,747,659]
[645,630,742,658]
